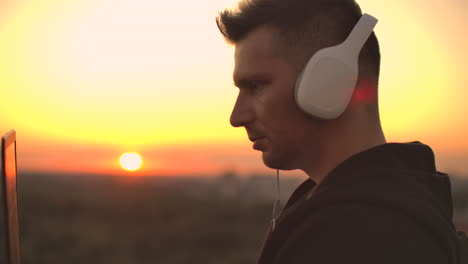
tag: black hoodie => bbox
[257,142,464,264]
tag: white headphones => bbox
[295,14,378,120]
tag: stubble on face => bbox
[233,26,321,171]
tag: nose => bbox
[230,91,254,128]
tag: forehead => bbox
[233,26,286,83]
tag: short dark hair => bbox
[216,0,380,79]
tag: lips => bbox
[249,136,266,150]
[249,136,265,142]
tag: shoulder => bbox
[274,203,448,264]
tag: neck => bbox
[302,115,386,184]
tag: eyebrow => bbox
[233,78,252,89]
[233,74,270,88]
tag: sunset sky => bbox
[0,0,467,177]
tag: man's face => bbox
[231,26,322,170]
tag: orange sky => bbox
[0,0,467,177]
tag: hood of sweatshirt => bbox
[259,142,461,263]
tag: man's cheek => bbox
[257,99,278,118]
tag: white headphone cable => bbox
[271,169,281,231]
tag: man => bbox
[215,0,465,263]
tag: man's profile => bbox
[215,0,465,263]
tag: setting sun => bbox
[119,153,143,171]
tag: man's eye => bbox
[248,80,269,90]
[246,83,259,90]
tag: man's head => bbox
[216,0,383,173]
[217,0,380,78]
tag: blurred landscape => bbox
[15,172,468,264]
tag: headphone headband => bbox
[344,14,378,53]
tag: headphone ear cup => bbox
[294,14,378,120]
[295,55,358,120]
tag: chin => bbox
[261,150,297,171]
